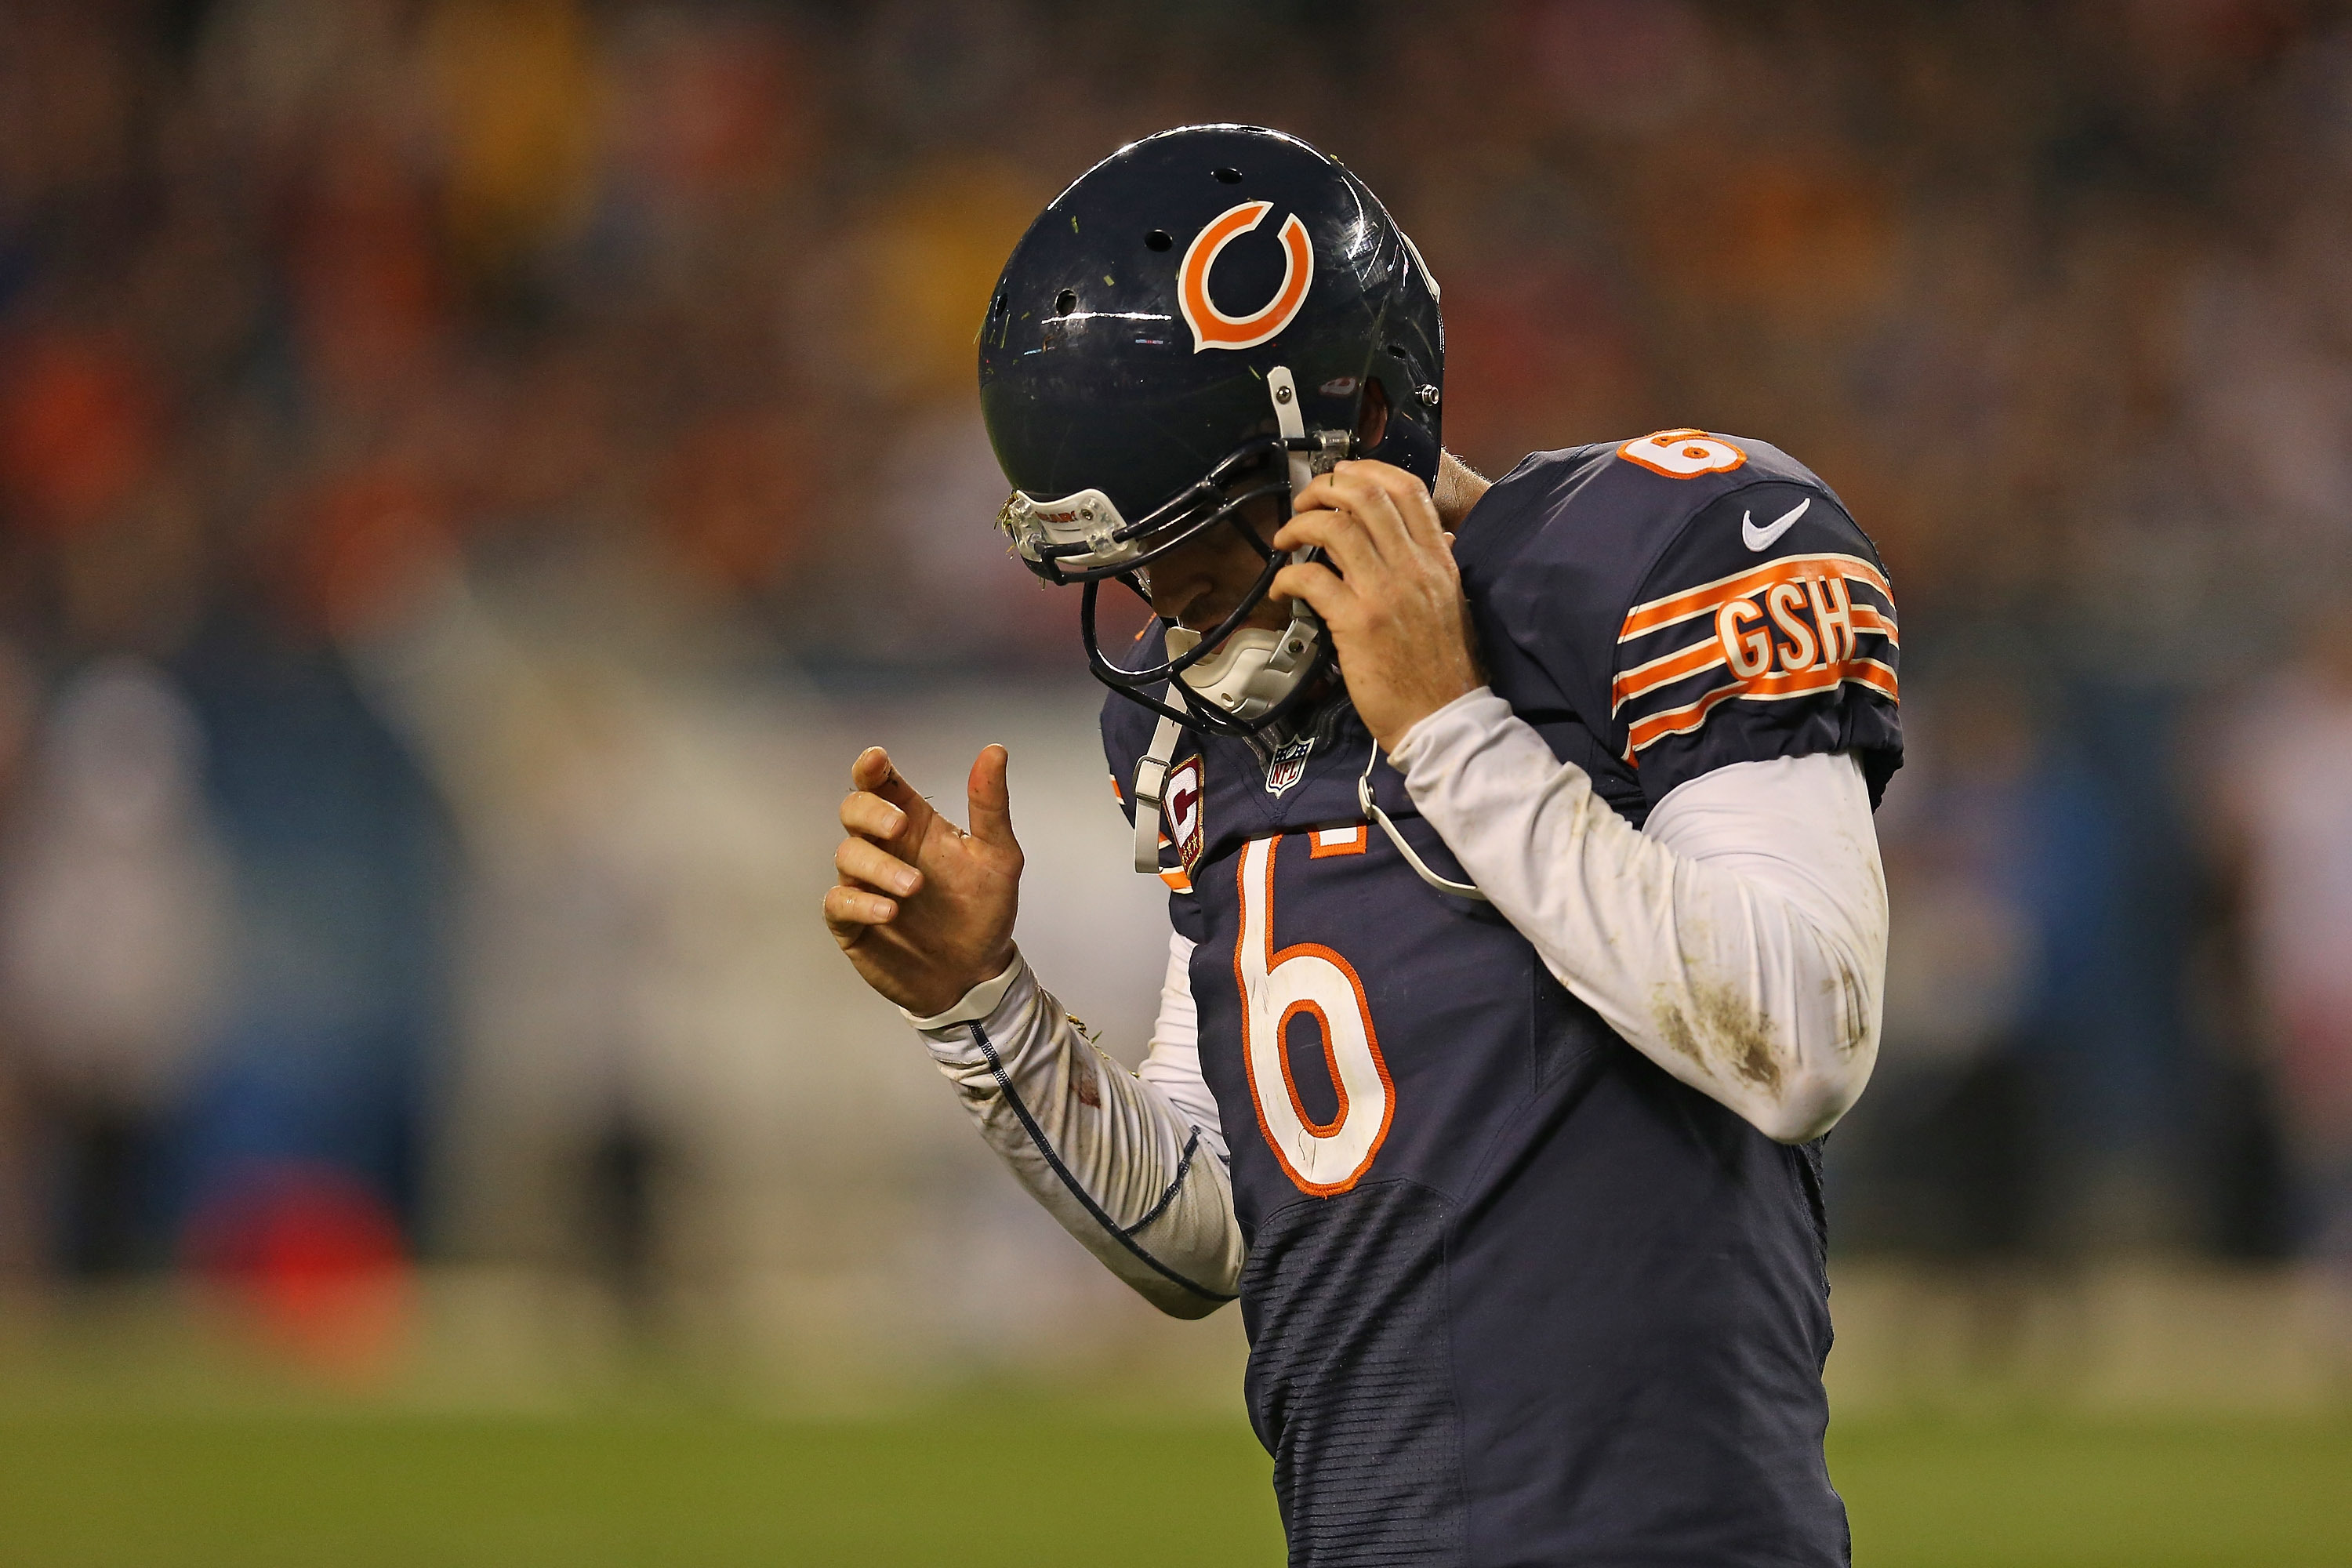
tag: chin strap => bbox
[1358,742,1488,902]
[1126,368,1352,877]
[1132,709,1187,874]
[1269,365,1314,494]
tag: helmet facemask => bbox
[998,368,1352,738]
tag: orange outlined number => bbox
[1234,834,1392,1196]
[1618,428,1747,478]
[1307,824,1367,858]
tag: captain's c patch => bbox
[1165,756,1206,880]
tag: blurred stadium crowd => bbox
[2,0,2350,1370]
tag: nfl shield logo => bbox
[1264,735,1315,797]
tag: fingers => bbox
[849,746,938,834]
[1276,504,1388,585]
[1280,473,1394,568]
[1362,461,1449,548]
[837,835,920,897]
[1270,558,1354,621]
[1334,466,1417,558]
[847,799,908,860]
[822,882,898,947]
[840,789,907,843]
[1277,463,1439,568]
[965,744,1018,851]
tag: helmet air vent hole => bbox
[1212,167,1242,183]
[991,292,1008,316]
[1145,229,1172,252]
[1055,289,1077,315]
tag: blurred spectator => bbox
[2218,604,2352,1269]
[165,590,451,1274]
[0,659,231,1275]
[0,641,45,1274]
[349,537,887,1330]
[1837,661,2052,1258]
[0,332,161,536]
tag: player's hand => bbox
[824,745,1022,1018]
[1270,459,1483,750]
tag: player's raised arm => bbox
[825,747,1241,1316]
[1285,457,1892,1144]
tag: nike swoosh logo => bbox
[1741,497,1810,552]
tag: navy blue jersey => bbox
[1103,432,1897,1566]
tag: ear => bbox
[1356,377,1391,456]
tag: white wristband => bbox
[902,951,1026,1032]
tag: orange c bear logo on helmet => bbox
[1178,201,1313,353]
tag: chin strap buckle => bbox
[1308,429,1353,474]
[1131,710,1186,874]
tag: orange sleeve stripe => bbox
[1625,658,1900,753]
[1615,612,1900,713]
[1612,639,1728,713]
[1843,659,1899,701]
[1160,867,1193,892]
[1627,683,1744,755]
[1618,553,1893,642]
[1850,604,1899,644]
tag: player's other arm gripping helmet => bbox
[978,125,1443,737]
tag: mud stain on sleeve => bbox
[1656,1000,1701,1066]
[1653,979,1783,1094]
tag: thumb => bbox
[966,744,1018,850]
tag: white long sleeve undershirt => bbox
[909,692,1888,1314]
[908,951,1242,1316]
[1388,688,1886,1144]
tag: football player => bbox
[825,125,1899,1566]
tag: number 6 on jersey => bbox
[1235,835,1394,1196]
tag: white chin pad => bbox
[1166,617,1321,724]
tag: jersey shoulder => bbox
[1461,430,1902,807]
[1466,430,1840,607]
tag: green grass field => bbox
[0,1405,2343,1566]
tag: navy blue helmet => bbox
[979,125,1444,736]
